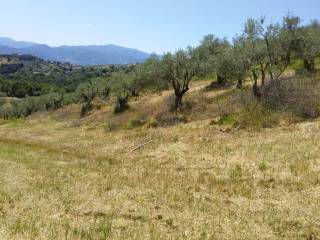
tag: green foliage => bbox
[76,82,99,117]
[103,121,117,132]
[297,22,320,72]
[0,54,130,98]
[258,160,268,173]
[215,48,246,85]
[1,14,320,121]
[195,35,231,77]
[122,118,145,130]
[145,117,158,128]
[218,114,239,127]
[162,49,200,110]
[109,71,132,113]
[229,164,242,180]
[0,93,70,119]
[131,54,167,93]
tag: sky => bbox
[0,0,319,54]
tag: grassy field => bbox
[0,80,320,239]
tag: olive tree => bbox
[109,71,133,113]
[266,15,301,81]
[76,82,98,117]
[298,21,320,72]
[240,16,301,85]
[162,48,199,111]
[195,35,231,80]
[215,49,236,85]
[214,44,249,90]
[231,42,251,89]
[242,18,269,86]
[93,78,110,100]
[130,54,167,96]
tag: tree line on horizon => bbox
[0,13,320,119]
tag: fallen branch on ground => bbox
[129,140,153,153]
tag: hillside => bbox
[0,12,319,240]
[0,37,151,65]
[0,79,319,239]
[0,54,133,98]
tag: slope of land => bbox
[0,79,319,240]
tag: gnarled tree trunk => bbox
[252,70,261,98]
[217,74,226,85]
[114,96,129,113]
[304,59,315,72]
[173,86,188,111]
[237,78,243,89]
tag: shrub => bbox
[238,104,280,129]
[144,117,158,128]
[0,98,7,105]
[0,92,68,119]
[214,87,280,129]
[218,114,239,127]
[261,76,320,118]
[62,93,79,105]
[229,164,242,180]
[103,121,117,132]
[0,103,12,119]
[122,118,145,130]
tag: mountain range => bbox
[0,37,151,65]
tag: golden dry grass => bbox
[0,79,319,239]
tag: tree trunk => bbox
[80,101,92,117]
[102,89,110,99]
[311,59,315,72]
[268,68,274,81]
[304,59,310,71]
[114,97,129,113]
[252,70,261,98]
[217,74,226,85]
[261,70,266,86]
[304,59,315,72]
[174,94,183,111]
[253,83,261,98]
[131,89,139,97]
[259,62,267,86]
[237,78,243,89]
[119,98,128,111]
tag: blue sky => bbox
[0,0,319,53]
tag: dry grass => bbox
[0,78,319,239]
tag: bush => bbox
[144,117,158,128]
[206,86,278,129]
[238,103,281,128]
[122,118,145,130]
[218,114,239,127]
[62,93,79,105]
[0,92,68,119]
[261,76,320,118]
[227,75,320,129]
[0,98,7,105]
[103,121,117,132]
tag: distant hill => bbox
[0,37,151,65]
[0,53,134,98]
[0,37,37,49]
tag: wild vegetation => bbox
[0,14,320,239]
[1,14,319,122]
[0,54,133,98]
